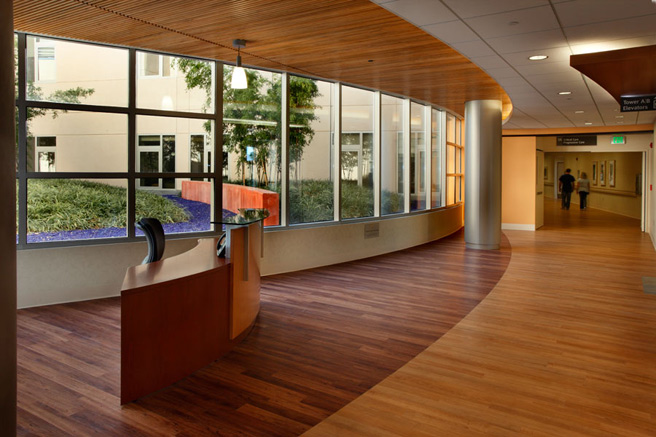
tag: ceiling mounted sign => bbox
[556,135,597,146]
[620,95,656,112]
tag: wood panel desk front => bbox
[120,224,261,404]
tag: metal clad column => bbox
[465,100,502,250]
[1,2,17,434]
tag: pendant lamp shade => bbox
[231,39,248,89]
[231,65,247,89]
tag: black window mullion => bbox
[17,33,28,247]
[127,48,136,238]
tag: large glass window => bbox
[341,86,374,219]
[410,102,426,211]
[27,111,127,173]
[431,108,442,208]
[381,95,404,215]
[26,36,128,107]
[223,66,281,227]
[190,134,211,180]
[446,113,463,205]
[15,32,455,248]
[137,52,214,114]
[26,178,128,243]
[289,76,334,224]
[136,115,214,190]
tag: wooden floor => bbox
[17,227,511,435]
[307,200,656,436]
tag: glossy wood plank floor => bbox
[306,200,656,436]
[17,228,511,436]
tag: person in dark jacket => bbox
[558,168,576,210]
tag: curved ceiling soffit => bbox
[571,45,656,105]
[13,0,512,119]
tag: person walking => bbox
[558,168,576,210]
[577,171,590,210]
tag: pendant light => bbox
[231,39,247,89]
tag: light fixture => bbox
[575,110,584,114]
[585,122,593,125]
[528,55,548,61]
[231,39,247,89]
[558,91,572,95]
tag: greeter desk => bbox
[120,216,264,404]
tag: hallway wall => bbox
[544,151,642,218]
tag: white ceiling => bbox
[373,0,656,129]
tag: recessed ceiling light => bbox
[528,55,548,61]
[615,115,624,118]
[617,121,624,124]
[559,91,572,95]
[575,110,584,114]
[584,122,592,125]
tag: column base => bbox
[466,242,500,250]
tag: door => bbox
[555,161,564,198]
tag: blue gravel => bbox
[22,195,235,243]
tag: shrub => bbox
[21,179,189,233]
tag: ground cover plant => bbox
[22,179,190,233]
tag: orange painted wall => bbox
[502,136,537,228]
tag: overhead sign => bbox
[556,135,597,146]
[621,95,656,112]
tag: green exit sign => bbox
[611,136,626,144]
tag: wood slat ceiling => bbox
[13,0,512,118]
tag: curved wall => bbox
[17,205,463,308]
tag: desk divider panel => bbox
[121,231,261,404]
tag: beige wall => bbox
[501,136,537,230]
[18,206,463,308]
[544,150,643,218]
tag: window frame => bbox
[14,31,462,250]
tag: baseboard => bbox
[501,223,536,231]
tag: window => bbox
[431,108,442,208]
[410,102,427,211]
[381,95,404,215]
[446,113,463,205]
[190,134,211,180]
[223,66,281,227]
[341,86,374,219]
[15,32,455,248]
[138,134,176,189]
[34,136,56,172]
[289,76,334,225]
[138,53,171,77]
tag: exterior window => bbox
[341,85,374,219]
[190,134,211,180]
[138,134,176,189]
[28,136,56,172]
[446,113,463,205]
[381,94,404,215]
[289,76,333,225]
[410,102,427,211]
[223,66,282,227]
[431,108,442,208]
[35,42,55,82]
[139,53,171,77]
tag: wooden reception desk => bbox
[120,223,262,404]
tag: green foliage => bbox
[341,181,374,219]
[174,59,320,187]
[22,180,189,233]
[289,179,334,223]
